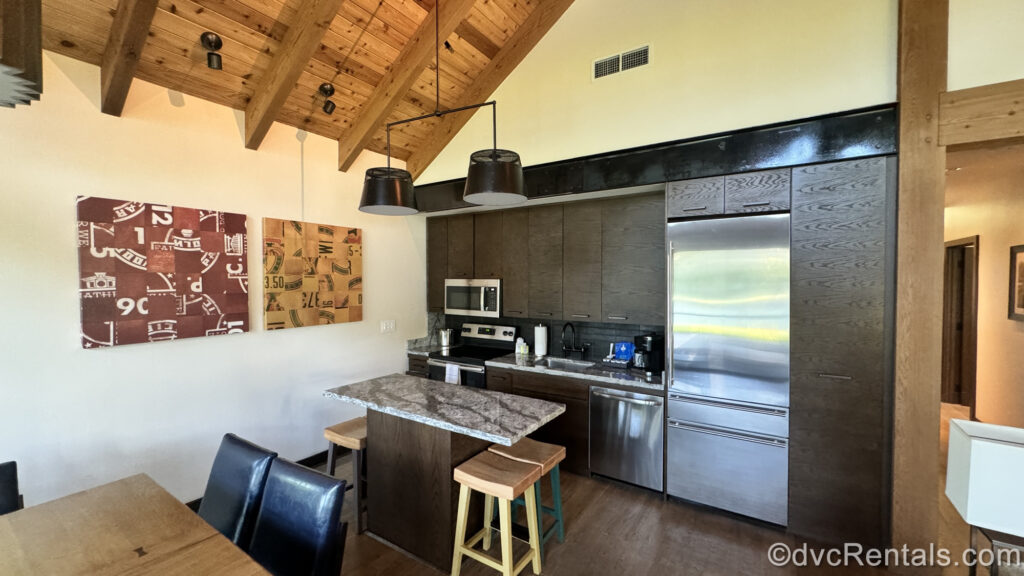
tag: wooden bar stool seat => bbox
[324,417,367,534]
[451,451,543,576]
[488,439,566,558]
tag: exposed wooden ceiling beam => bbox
[455,20,500,60]
[100,0,158,115]
[405,0,574,180]
[244,0,344,150]
[336,0,476,172]
[939,78,1024,149]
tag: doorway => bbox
[941,236,979,419]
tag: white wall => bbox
[949,0,1024,91]
[0,52,427,504]
[417,0,898,184]
[945,144,1024,427]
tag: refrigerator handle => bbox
[668,419,788,448]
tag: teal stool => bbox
[487,438,566,557]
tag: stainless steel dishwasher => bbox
[589,386,664,491]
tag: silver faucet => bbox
[561,322,589,359]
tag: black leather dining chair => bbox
[248,459,348,576]
[197,434,276,551]
[0,461,24,515]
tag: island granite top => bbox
[324,373,566,446]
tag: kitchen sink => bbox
[538,357,595,372]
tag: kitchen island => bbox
[324,374,565,571]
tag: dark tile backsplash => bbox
[444,314,663,362]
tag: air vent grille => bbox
[593,55,620,79]
[621,46,649,71]
[592,45,650,80]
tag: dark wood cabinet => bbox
[601,193,666,325]
[407,354,428,378]
[788,156,895,547]
[511,372,589,475]
[724,168,791,213]
[473,211,503,279]
[426,217,447,312]
[501,209,530,318]
[562,202,602,321]
[485,368,513,394]
[446,214,474,279]
[666,176,724,218]
[528,205,563,320]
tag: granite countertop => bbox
[406,345,442,357]
[324,374,565,446]
[486,353,665,392]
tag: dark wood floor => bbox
[318,404,998,576]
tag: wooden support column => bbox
[405,0,576,180]
[335,0,477,172]
[244,0,344,150]
[100,0,158,116]
[893,0,947,562]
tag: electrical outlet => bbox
[380,320,396,334]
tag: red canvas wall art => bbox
[77,196,249,348]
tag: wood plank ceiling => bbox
[40,0,573,178]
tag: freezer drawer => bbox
[667,393,789,439]
[590,387,664,491]
[667,419,788,525]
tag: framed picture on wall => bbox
[1010,245,1024,320]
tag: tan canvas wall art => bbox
[262,218,362,329]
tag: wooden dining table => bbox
[0,474,268,575]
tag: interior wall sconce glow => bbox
[200,32,223,70]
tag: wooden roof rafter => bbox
[405,0,575,179]
[37,0,572,173]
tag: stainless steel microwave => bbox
[444,279,501,318]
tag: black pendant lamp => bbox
[359,115,418,214]
[359,0,524,214]
[360,167,417,215]
[463,102,524,205]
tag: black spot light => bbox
[319,83,336,115]
[200,32,223,70]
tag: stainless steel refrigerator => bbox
[666,213,790,525]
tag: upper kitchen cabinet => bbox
[426,217,447,312]
[473,211,503,279]
[562,202,602,321]
[528,205,564,320]
[501,209,530,318]
[446,214,474,279]
[602,193,666,325]
[724,168,791,213]
[788,156,895,548]
[666,176,725,218]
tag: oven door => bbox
[426,359,486,389]
[444,280,500,318]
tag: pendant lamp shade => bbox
[463,149,526,206]
[359,167,418,215]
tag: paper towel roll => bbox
[534,324,548,357]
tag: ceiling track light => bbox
[200,32,223,70]
[359,0,525,216]
[319,82,336,115]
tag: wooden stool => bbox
[324,417,367,534]
[488,438,566,558]
[451,451,543,576]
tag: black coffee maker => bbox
[632,333,665,378]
